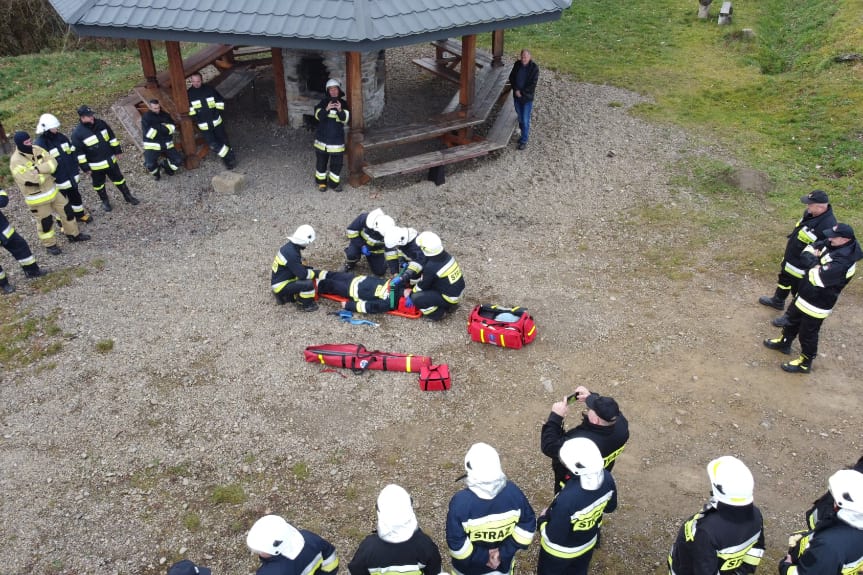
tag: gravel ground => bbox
[1,45,862,575]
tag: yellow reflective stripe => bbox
[37,228,56,240]
[165,124,176,134]
[48,148,61,157]
[145,128,158,139]
[314,140,345,153]
[2,224,14,239]
[795,296,831,319]
[143,142,163,150]
[272,278,296,293]
[539,523,596,559]
[82,135,99,146]
[367,568,422,575]
[23,187,58,205]
[442,293,462,304]
[783,261,806,278]
[449,539,473,560]
[512,525,534,546]
[321,554,339,573]
[603,444,625,467]
[89,160,110,170]
[847,263,857,279]
[809,267,825,287]
[797,227,817,244]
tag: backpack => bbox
[467,304,537,349]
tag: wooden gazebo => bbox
[48,0,572,185]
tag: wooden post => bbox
[271,48,288,126]
[345,51,369,187]
[491,30,504,67]
[459,34,476,111]
[165,41,200,169]
[138,40,158,88]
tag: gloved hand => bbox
[404,295,414,308]
[361,245,371,256]
[390,276,402,288]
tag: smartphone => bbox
[566,392,580,405]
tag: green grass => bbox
[0,304,64,367]
[211,483,246,505]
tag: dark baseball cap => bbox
[801,190,829,204]
[824,223,856,240]
[77,105,95,117]
[585,394,620,422]
[167,560,212,575]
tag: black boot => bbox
[782,354,812,373]
[222,150,237,169]
[68,233,91,242]
[772,314,791,327]
[119,184,140,206]
[152,167,161,181]
[341,260,358,273]
[296,300,319,312]
[97,189,112,212]
[763,336,792,355]
[758,295,785,310]
[160,160,176,176]
[1,281,15,294]
[24,264,47,278]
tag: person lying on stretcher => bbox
[316,271,415,314]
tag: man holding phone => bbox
[540,386,630,494]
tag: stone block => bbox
[212,171,246,194]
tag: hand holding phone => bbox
[566,392,580,405]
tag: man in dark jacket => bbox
[759,189,836,327]
[410,231,465,322]
[141,99,183,180]
[187,72,237,169]
[764,223,863,373]
[70,105,139,211]
[0,187,47,293]
[314,78,350,192]
[342,209,394,275]
[508,49,539,150]
[541,386,630,493]
[34,113,92,223]
[270,224,318,311]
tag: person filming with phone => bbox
[540,385,630,494]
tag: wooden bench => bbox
[431,39,493,67]
[412,39,494,84]
[212,65,257,100]
[412,57,461,84]
[155,44,235,88]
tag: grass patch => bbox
[0,304,64,368]
[182,511,202,532]
[95,339,114,353]
[211,484,246,505]
[291,461,310,481]
[32,266,89,294]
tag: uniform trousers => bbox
[781,300,825,359]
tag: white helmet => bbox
[463,442,506,500]
[35,113,61,134]
[325,78,341,90]
[707,456,754,506]
[416,231,443,256]
[559,437,605,490]
[376,484,418,544]
[365,208,385,230]
[246,515,305,559]
[375,215,395,234]
[288,224,315,247]
[384,226,418,249]
[829,469,863,514]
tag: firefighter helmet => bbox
[375,215,395,234]
[707,456,754,506]
[288,224,316,247]
[376,484,418,543]
[416,231,443,256]
[326,78,341,90]
[384,227,418,249]
[559,437,605,490]
[35,113,61,134]
[246,515,305,559]
[366,208,385,230]
[829,469,863,514]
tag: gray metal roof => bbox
[48,0,572,51]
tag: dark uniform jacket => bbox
[795,239,863,319]
[539,470,617,563]
[668,502,764,575]
[70,118,121,172]
[782,207,837,277]
[187,84,225,129]
[346,213,386,252]
[391,238,426,278]
[141,110,177,151]
[34,130,79,186]
[255,529,339,575]
[271,241,315,294]
[508,60,539,102]
[414,250,465,304]
[314,93,349,153]
[781,516,863,575]
[541,403,630,491]
[348,528,442,575]
[806,457,863,529]
[446,481,536,575]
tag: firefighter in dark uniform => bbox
[246,514,340,575]
[805,455,863,530]
[343,209,394,275]
[187,72,237,169]
[167,560,212,575]
[764,223,863,373]
[537,438,617,575]
[780,469,863,575]
[668,456,765,575]
[759,190,836,327]
[141,99,183,180]
[541,386,630,494]
[316,271,408,314]
[348,484,443,575]
[271,224,318,311]
[71,105,139,211]
[314,78,349,192]
[1,188,47,293]
[384,226,426,288]
[446,442,535,575]
[34,113,92,223]
[410,231,465,321]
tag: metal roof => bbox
[49,0,572,51]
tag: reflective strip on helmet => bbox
[540,523,596,559]
[794,296,832,319]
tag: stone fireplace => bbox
[280,49,386,129]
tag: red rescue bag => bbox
[419,364,451,391]
[468,304,537,349]
[304,343,431,374]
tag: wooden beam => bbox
[491,30,504,67]
[271,48,288,126]
[165,41,200,169]
[138,39,158,88]
[459,35,476,110]
[345,51,369,187]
